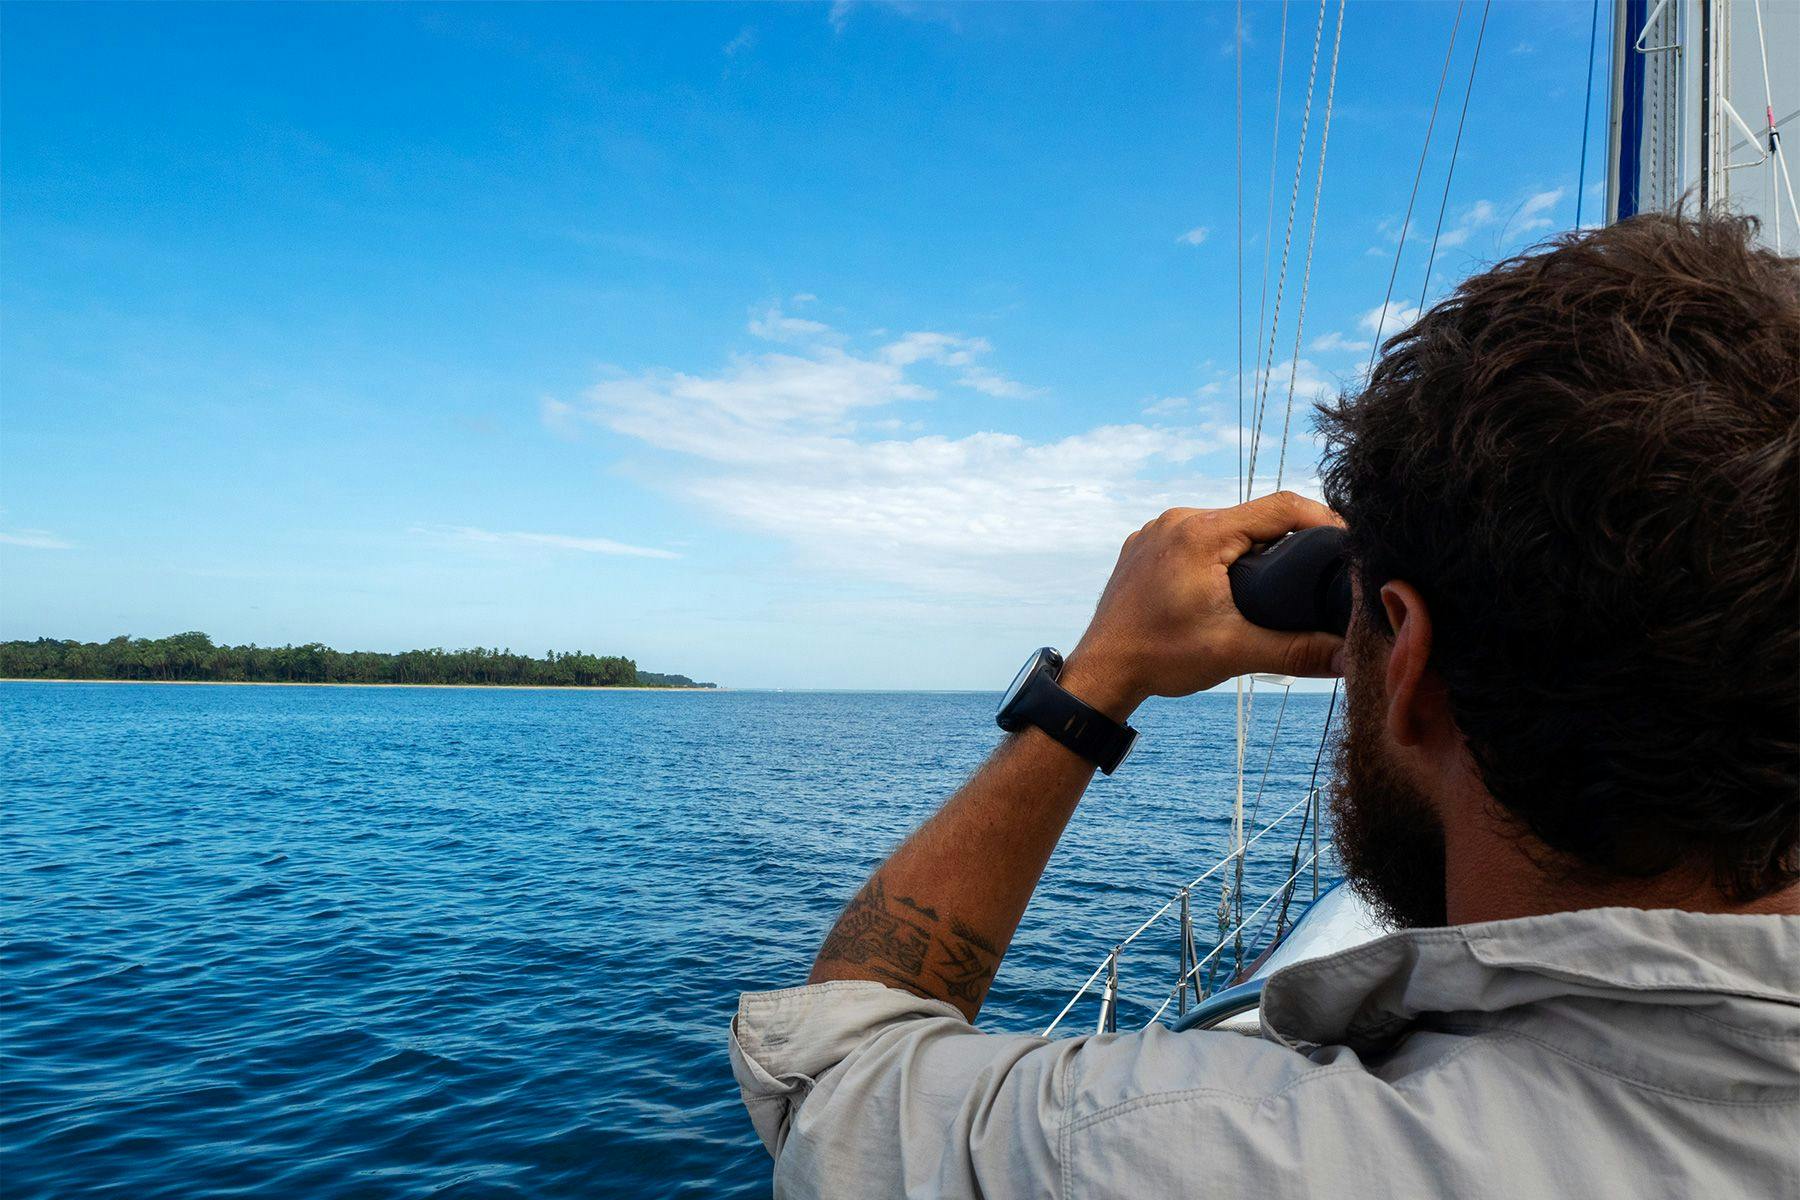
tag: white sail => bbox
[1608,0,1800,245]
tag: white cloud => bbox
[1239,356,1344,422]
[958,366,1044,399]
[1177,226,1210,246]
[1310,329,1372,354]
[1141,380,1226,417]
[553,309,1270,599]
[722,27,756,56]
[1425,187,1570,254]
[415,525,679,560]
[881,329,988,367]
[747,301,839,345]
[1141,395,1190,417]
[830,1,958,33]
[1365,185,1570,265]
[1511,187,1566,235]
[574,306,1039,469]
[1435,199,1499,249]
[1359,301,1421,337]
[0,529,72,550]
[871,326,1039,396]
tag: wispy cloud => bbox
[1310,329,1372,354]
[958,366,1043,399]
[1364,185,1571,260]
[1238,357,1345,427]
[1434,199,1499,249]
[830,1,959,34]
[1141,380,1225,417]
[0,529,73,550]
[722,27,756,56]
[753,302,1041,399]
[880,329,988,368]
[1176,226,1210,246]
[1229,9,1253,52]
[413,525,680,560]
[1360,301,1421,337]
[1508,187,1567,237]
[551,306,1254,598]
[1430,187,1570,250]
[747,302,840,346]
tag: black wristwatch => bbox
[995,647,1138,774]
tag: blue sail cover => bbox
[1616,0,1648,220]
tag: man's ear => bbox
[1378,581,1438,748]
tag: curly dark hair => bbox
[1317,213,1799,902]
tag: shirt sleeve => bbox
[728,980,1071,1198]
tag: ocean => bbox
[0,681,1338,1198]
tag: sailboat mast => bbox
[1607,0,1797,237]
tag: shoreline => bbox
[0,678,721,692]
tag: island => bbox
[0,633,716,689]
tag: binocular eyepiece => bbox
[1227,526,1352,637]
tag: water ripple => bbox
[1,681,1336,1197]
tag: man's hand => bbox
[1061,491,1346,720]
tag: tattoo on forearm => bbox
[816,873,1003,1008]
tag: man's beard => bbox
[1326,623,1449,929]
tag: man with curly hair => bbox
[731,215,1799,1198]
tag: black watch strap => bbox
[1012,673,1137,775]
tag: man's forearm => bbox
[806,661,1132,1021]
[804,494,1345,1022]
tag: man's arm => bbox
[807,491,1346,1020]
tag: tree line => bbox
[0,633,714,688]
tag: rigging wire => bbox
[1237,0,1327,973]
[1234,0,1249,961]
[1575,0,1600,230]
[1237,0,1245,501]
[1244,0,1330,500]
[1237,682,1294,940]
[1232,0,1343,963]
[1052,0,1512,1033]
[1272,0,1347,494]
[1364,1,1465,379]
[1777,146,1800,236]
[1255,0,1481,980]
[1247,0,1293,502]
[1272,681,1339,941]
[1418,0,1492,312]
[1258,0,1480,972]
[1749,0,1784,251]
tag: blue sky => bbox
[2,1,1605,689]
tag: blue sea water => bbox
[0,681,1337,1199]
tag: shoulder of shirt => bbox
[1055,1021,1492,1135]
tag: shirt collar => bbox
[1257,905,1800,1055]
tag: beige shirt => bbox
[729,907,1800,1198]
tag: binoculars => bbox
[1228,526,1352,637]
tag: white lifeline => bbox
[729,906,1800,1199]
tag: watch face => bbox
[997,647,1061,731]
[1000,651,1044,713]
